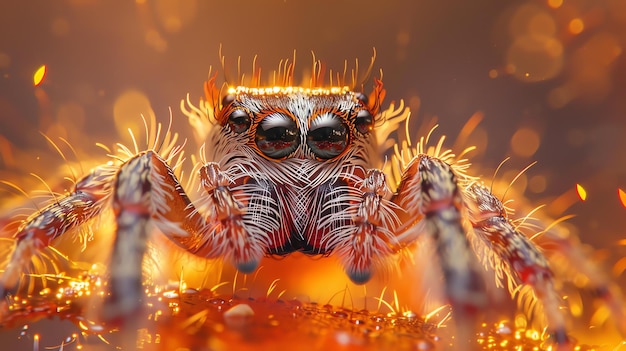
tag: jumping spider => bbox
[1,58,624,349]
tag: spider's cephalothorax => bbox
[1,58,625,349]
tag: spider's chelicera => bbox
[1,59,625,349]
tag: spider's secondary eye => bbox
[354,109,373,134]
[307,114,349,160]
[255,113,300,159]
[227,109,251,134]
[221,94,236,107]
[355,92,369,105]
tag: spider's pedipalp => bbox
[336,168,400,284]
[194,162,270,273]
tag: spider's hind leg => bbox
[465,183,571,347]
[394,155,487,348]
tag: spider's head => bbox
[214,80,385,163]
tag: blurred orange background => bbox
[0,0,625,348]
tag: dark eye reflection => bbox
[307,114,349,160]
[255,113,300,159]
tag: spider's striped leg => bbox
[100,152,221,321]
[464,183,571,348]
[0,165,115,299]
[103,158,275,319]
[0,151,210,322]
[541,223,626,336]
[394,155,486,348]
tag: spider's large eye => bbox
[307,113,349,160]
[255,113,300,159]
[227,108,251,134]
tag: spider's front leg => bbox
[393,155,487,346]
[82,155,271,318]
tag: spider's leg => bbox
[465,183,571,346]
[99,156,275,319]
[540,217,626,336]
[393,155,486,347]
[102,151,214,320]
[0,164,115,297]
[1,151,214,321]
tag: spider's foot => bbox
[235,259,261,274]
[0,284,15,299]
[102,277,144,324]
[551,328,574,351]
[346,268,372,285]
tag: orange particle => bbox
[619,188,626,208]
[576,184,587,202]
[33,64,47,86]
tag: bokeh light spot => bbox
[113,90,154,140]
[547,0,563,9]
[567,32,621,103]
[505,64,516,74]
[528,12,556,37]
[145,29,168,52]
[488,69,498,78]
[396,30,410,46]
[506,35,563,82]
[569,18,584,35]
[509,4,545,37]
[154,0,197,33]
[528,175,547,193]
[0,52,10,68]
[510,127,540,157]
